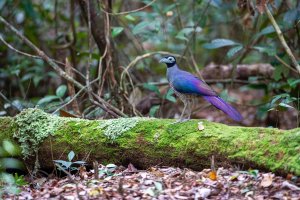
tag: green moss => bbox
[13,108,63,158]
[98,117,150,140]
[0,117,15,141]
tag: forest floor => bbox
[6,163,300,200]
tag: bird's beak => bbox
[159,58,169,63]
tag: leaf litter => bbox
[4,164,300,199]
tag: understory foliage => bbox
[0,0,299,127]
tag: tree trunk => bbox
[0,109,299,176]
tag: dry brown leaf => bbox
[79,166,88,180]
[88,187,103,197]
[127,163,138,172]
[260,173,273,187]
[208,170,217,181]
[149,167,164,177]
[50,187,64,196]
[286,173,293,180]
[59,109,79,118]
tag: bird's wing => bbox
[171,72,217,96]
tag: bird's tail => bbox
[203,96,243,122]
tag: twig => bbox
[0,91,22,111]
[265,5,300,75]
[99,1,115,95]
[100,0,157,15]
[52,85,85,114]
[97,44,107,95]
[54,163,83,200]
[86,0,93,99]
[65,58,81,115]
[274,55,298,74]
[0,34,40,59]
[93,161,99,179]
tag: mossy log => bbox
[0,109,299,175]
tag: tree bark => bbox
[0,109,299,176]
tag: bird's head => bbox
[159,56,176,68]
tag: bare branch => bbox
[99,0,157,16]
[265,5,300,75]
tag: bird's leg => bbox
[171,89,190,123]
[179,99,188,122]
[186,99,192,120]
[176,94,191,123]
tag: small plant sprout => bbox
[53,151,86,172]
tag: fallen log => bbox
[0,108,299,175]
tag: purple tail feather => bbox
[203,96,243,122]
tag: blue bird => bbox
[159,55,243,122]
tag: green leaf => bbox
[33,76,43,87]
[68,151,75,161]
[227,45,243,58]
[254,25,278,39]
[3,140,17,156]
[203,39,239,49]
[37,95,59,105]
[21,73,34,82]
[287,79,300,88]
[0,158,24,169]
[283,9,298,25]
[149,105,160,117]
[0,0,6,10]
[273,64,289,81]
[163,4,176,13]
[111,27,124,38]
[14,174,27,186]
[175,27,195,41]
[56,85,67,98]
[279,102,294,109]
[270,95,283,105]
[54,160,72,169]
[259,25,276,35]
[132,21,149,35]
[270,94,289,105]
[253,46,276,56]
[125,14,135,21]
[143,83,160,96]
[73,161,86,165]
[106,163,117,169]
[164,89,176,102]
[210,0,223,7]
